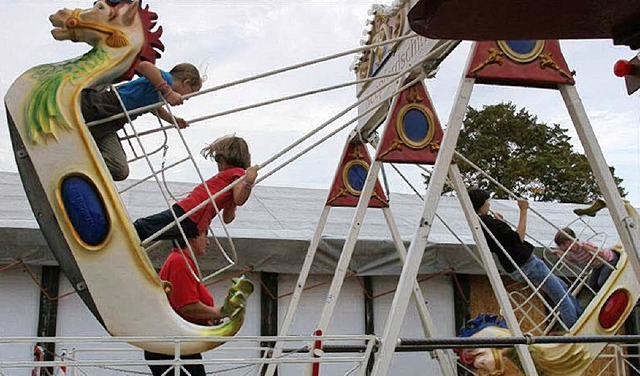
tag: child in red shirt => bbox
[143,231,221,376]
[134,135,258,243]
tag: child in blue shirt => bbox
[81,62,202,180]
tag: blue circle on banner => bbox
[402,108,430,143]
[505,40,537,54]
[396,104,436,149]
[346,163,367,193]
[497,40,545,63]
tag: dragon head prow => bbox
[47,0,164,82]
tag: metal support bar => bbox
[381,207,457,376]
[314,161,383,339]
[260,272,279,376]
[36,265,61,376]
[311,76,407,357]
[398,334,640,347]
[370,65,537,375]
[448,163,538,374]
[559,84,640,277]
[370,73,475,376]
[314,74,455,375]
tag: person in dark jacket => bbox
[468,188,582,328]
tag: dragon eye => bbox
[65,18,79,28]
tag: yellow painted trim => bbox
[395,103,435,149]
[596,288,633,334]
[367,22,392,77]
[570,252,629,334]
[69,52,161,286]
[496,40,545,63]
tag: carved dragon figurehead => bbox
[48,0,163,82]
[20,0,164,145]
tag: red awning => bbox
[407,0,640,49]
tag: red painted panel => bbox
[376,81,444,165]
[326,140,388,208]
[465,40,575,88]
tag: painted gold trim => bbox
[571,252,629,334]
[342,160,370,196]
[497,40,545,63]
[396,103,435,149]
[367,23,392,77]
[70,53,161,286]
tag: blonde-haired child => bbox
[134,135,258,242]
[82,62,203,181]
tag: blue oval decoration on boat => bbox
[402,108,430,143]
[61,176,109,247]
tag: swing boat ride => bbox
[2,0,640,375]
[4,0,253,356]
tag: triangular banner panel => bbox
[326,140,389,208]
[376,81,444,165]
[465,40,575,88]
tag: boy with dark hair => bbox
[468,188,582,328]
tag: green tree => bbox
[452,102,626,203]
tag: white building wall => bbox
[277,274,366,376]
[0,269,455,375]
[0,266,40,376]
[56,275,146,376]
[373,275,455,376]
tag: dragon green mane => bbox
[26,47,109,144]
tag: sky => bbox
[1,1,639,206]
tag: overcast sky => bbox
[1,1,638,207]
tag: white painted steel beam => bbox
[559,84,640,277]
[382,207,457,376]
[370,74,477,376]
[314,160,384,335]
[448,163,538,375]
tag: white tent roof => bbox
[0,171,624,275]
